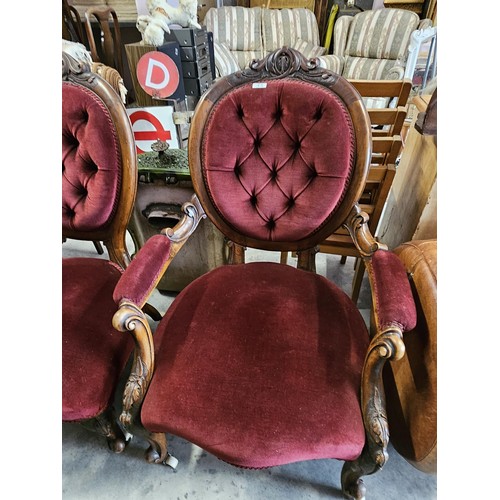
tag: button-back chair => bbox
[110,48,417,498]
[62,52,138,452]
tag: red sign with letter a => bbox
[126,106,179,154]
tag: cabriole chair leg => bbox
[80,407,128,453]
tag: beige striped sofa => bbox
[204,7,342,77]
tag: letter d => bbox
[145,59,170,89]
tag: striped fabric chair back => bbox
[334,8,420,80]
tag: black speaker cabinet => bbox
[164,26,213,104]
[155,41,186,101]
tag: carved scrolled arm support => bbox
[162,195,206,259]
[361,326,405,469]
[344,205,387,258]
[112,301,155,432]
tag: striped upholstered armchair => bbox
[329,8,433,80]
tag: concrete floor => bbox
[62,238,437,499]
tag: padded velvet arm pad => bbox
[113,234,172,308]
[366,249,417,332]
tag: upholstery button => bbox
[234,162,241,177]
[314,107,323,120]
[274,107,283,120]
[266,218,275,230]
[68,135,79,147]
[236,105,244,118]
[87,162,98,173]
[250,193,258,206]
[288,196,295,208]
[270,166,278,181]
[81,110,89,121]
[66,207,75,217]
[254,136,261,148]
[294,139,301,152]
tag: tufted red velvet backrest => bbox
[62,82,121,233]
[199,78,357,245]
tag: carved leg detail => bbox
[81,408,128,453]
[341,446,383,500]
[342,326,405,498]
[341,460,366,500]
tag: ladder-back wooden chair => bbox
[108,48,417,498]
[317,78,412,302]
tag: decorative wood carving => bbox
[162,195,206,246]
[237,46,341,88]
[341,325,405,499]
[297,247,318,272]
[112,301,154,431]
[80,407,127,453]
[343,205,386,258]
[62,51,96,86]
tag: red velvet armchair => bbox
[62,52,138,452]
[110,48,417,498]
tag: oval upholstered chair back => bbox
[62,52,137,268]
[188,48,372,253]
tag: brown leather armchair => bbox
[384,239,437,473]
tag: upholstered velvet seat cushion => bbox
[141,262,369,468]
[62,258,134,422]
